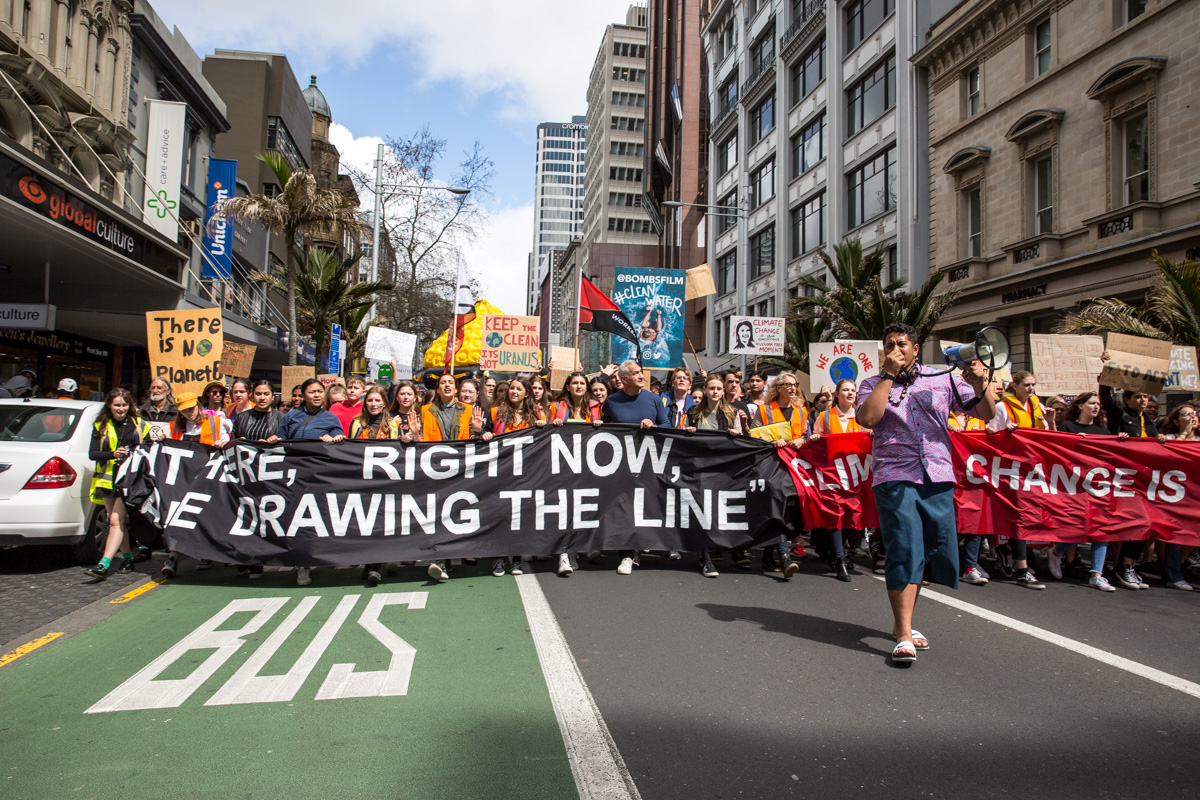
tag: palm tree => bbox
[255,247,393,367]
[791,238,959,343]
[213,151,367,364]
[1055,251,1200,347]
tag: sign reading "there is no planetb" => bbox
[0,303,56,330]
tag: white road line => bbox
[516,574,642,800]
[873,576,1200,700]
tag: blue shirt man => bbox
[603,361,668,427]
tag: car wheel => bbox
[71,505,108,565]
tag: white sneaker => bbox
[557,553,573,576]
[295,567,312,586]
[1167,579,1195,591]
[509,558,524,576]
[427,561,449,581]
[1089,574,1116,592]
[1047,549,1063,580]
[617,557,634,575]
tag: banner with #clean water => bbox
[610,267,685,369]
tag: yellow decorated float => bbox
[422,299,506,368]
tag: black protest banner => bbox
[118,425,794,566]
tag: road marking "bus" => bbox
[85,592,426,714]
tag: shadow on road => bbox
[697,602,895,661]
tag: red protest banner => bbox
[778,430,1200,545]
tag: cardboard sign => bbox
[809,341,879,393]
[479,315,541,371]
[684,264,716,300]
[1028,334,1103,396]
[729,316,785,356]
[281,366,315,393]
[1100,333,1172,394]
[146,421,172,441]
[364,326,417,368]
[145,308,224,398]
[548,345,578,392]
[317,373,346,391]
[1165,345,1200,392]
[219,341,256,379]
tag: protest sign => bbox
[145,308,224,397]
[281,366,315,393]
[1165,345,1200,392]
[808,341,880,393]
[1028,334,1103,396]
[611,267,685,368]
[119,427,792,565]
[364,327,417,369]
[317,373,345,391]
[547,345,577,391]
[219,341,256,379]
[479,315,541,371]
[729,316,785,356]
[1100,333,1171,394]
[684,263,716,300]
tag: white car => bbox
[0,398,109,563]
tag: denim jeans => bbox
[1164,543,1185,583]
[961,534,982,570]
[1053,541,1108,575]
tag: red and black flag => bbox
[579,277,640,359]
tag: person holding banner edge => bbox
[810,379,867,582]
[856,323,996,663]
[750,371,806,577]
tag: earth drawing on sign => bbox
[196,340,212,357]
[486,332,504,348]
[829,356,858,385]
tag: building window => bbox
[749,157,776,209]
[749,24,775,73]
[266,117,306,170]
[1033,154,1053,234]
[716,15,737,62]
[964,185,982,257]
[846,0,895,51]
[847,52,896,134]
[1122,111,1149,204]
[715,190,739,236]
[847,146,896,228]
[1124,0,1148,23]
[1033,18,1052,77]
[791,38,826,107]
[718,74,738,116]
[717,250,737,296]
[749,226,775,279]
[791,113,825,179]
[791,192,826,258]
[965,67,980,117]
[886,245,899,283]
[749,93,776,145]
[718,132,738,175]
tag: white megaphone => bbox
[942,326,1010,371]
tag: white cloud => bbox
[463,204,534,316]
[331,122,532,315]
[152,0,637,121]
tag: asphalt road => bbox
[539,552,1200,800]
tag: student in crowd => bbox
[390,380,423,442]
[493,380,510,410]
[483,377,546,439]
[201,380,227,415]
[457,377,482,411]
[223,379,253,422]
[330,376,366,435]
[290,384,304,409]
[552,372,602,425]
[138,377,176,422]
[691,386,704,405]
[232,380,283,443]
[1098,356,1156,590]
[810,379,866,582]
[743,371,767,418]
[348,384,401,587]
[987,370,1051,589]
[949,407,990,586]
[746,371,808,572]
[1154,403,1197,590]
[529,376,553,422]
[724,370,752,422]
[684,373,747,579]
[603,361,668,576]
[660,366,696,429]
[588,375,611,404]
[1044,394,1069,428]
[1047,392,1116,591]
[82,389,155,580]
[482,376,497,406]
[325,383,347,410]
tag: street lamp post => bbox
[662,199,750,373]
[369,142,471,320]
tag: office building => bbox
[528,116,587,317]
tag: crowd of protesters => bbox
[57,351,1198,597]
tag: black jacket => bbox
[1098,385,1158,437]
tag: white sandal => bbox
[891,641,917,663]
[910,630,930,651]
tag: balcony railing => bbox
[781,0,826,52]
[741,53,775,98]
[711,96,739,130]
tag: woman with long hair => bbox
[588,375,611,404]
[349,385,400,587]
[82,388,154,580]
[290,384,304,409]
[223,378,253,422]
[749,371,807,576]
[232,380,283,443]
[683,374,744,580]
[809,379,866,582]
[552,372,602,425]
[1152,403,1198,590]
[987,370,1052,588]
[389,380,423,442]
[482,377,545,577]
[529,375,552,422]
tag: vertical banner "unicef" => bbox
[143,100,187,240]
[202,158,237,279]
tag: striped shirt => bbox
[232,408,282,441]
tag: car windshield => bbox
[0,406,84,442]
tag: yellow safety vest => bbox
[1002,394,1048,430]
[89,417,151,505]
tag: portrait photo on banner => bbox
[729,316,785,356]
[610,267,685,368]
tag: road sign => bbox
[328,323,342,375]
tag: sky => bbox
[152,0,639,315]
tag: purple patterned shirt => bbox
[857,367,981,486]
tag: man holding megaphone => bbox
[856,322,998,664]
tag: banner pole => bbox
[686,333,701,375]
[574,265,584,369]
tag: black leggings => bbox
[1009,539,1027,562]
